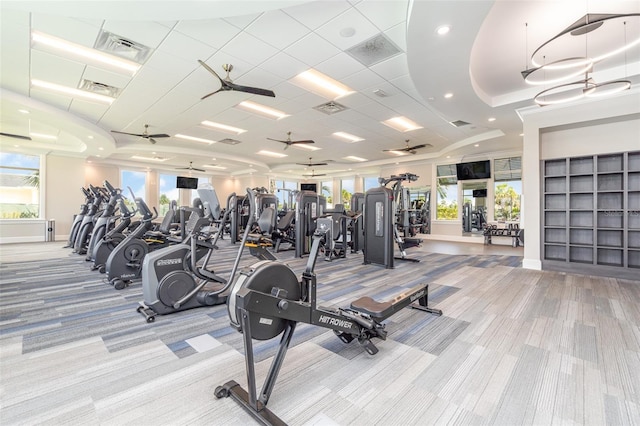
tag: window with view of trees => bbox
[436,164,458,220]
[159,174,179,216]
[321,180,332,207]
[0,152,40,219]
[493,156,522,221]
[363,176,379,192]
[121,170,146,215]
[340,178,354,210]
[271,179,297,210]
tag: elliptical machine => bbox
[64,187,92,248]
[73,184,107,255]
[84,181,124,260]
[90,194,137,273]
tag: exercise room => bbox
[1,1,639,424]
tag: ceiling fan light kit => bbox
[522,13,638,106]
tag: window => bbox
[121,170,146,214]
[494,157,522,221]
[340,178,354,210]
[190,177,210,203]
[0,152,40,218]
[363,176,379,192]
[159,174,180,216]
[272,179,298,210]
[436,164,458,220]
[321,180,333,208]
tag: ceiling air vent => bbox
[449,120,471,128]
[218,138,242,145]
[346,33,402,67]
[94,30,152,63]
[313,101,348,115]
[79,79,121,98]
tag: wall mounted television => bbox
[300,183,317,192]
[472,189,488,198]
[176,176,198,189]
[456,160,491,180]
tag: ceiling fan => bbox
[296,157,328,167]
[176,161,205,172]
[0,132,31,140]
[111,124,170,145]
[383,139,432,155]
[267,131,315,150]
[198,60,275,99]
[302,169,326,177]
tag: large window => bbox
[121,170,146,214]
[159,173,180,216]
[363,176,379,192]
[436,164,458,220]
[494,157,522,221]
[321,180,333,208]
[0,152,40,218]
[272,179,297,210]
[340,178,354,209]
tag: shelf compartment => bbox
[597,173,623,191]
[570,175,593,192]
[545,211,566,227]
[597,229,623,248]
[630,214,640,230]
[629,192,640,210]
[629,230,640,249]
[629,250,640,269]
[545,228,566,244]
[597,248,623,267]
[545,176,566,193]
[545,245,566,261]
[597,154,623,173]
[545,159,567,176]
[545,194,566,210]
[570,228,593,245]
[629,172,640,191]
[570,193,592,210]
[569,246,593,264]
[629,152,640,172]
[597,211,622,228]
[570,156,594,175]
[570,211,593,228]
[597,192,622,210]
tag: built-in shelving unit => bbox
[542,151,640,279]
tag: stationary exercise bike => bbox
[215,188,443,425]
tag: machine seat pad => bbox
[350,297,392,319]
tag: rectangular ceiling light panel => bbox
[382,116,423,132]
[31,31,141,75]
[175,134,216,144]
[200,121,247,135]
[292,69,355,100]
[332,131,364,143]
[257,150,288,158]
[31,79,115,104]
[235,101,289,120]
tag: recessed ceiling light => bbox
[332,131,364,143]
[257,150,288,158]
[488,117,496,122]
[88,135,94,139]
[18,109,29,114]
[382,116,423,132]
[446,156,450,158]
[98,147,104,151]
[203,164,227,170]
[444,93,453,99]
[293,143,321,151]
[340,27,356,38]
[175,134,216,144]
[474,144,480,147]
[343,156,367,162]
[31,79,115,104]
[436,25,451,35]
[387,150,409,156]
[236,101,289,120]
[200,120,246,135]
[519,133,524,137]
[292,69,355,100]
[131,155,168,162]
[31,31,140,75]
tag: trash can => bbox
[45,219,56,242]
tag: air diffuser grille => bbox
[346,33,402,67]
[449,120,471,127]
[313,101,348,115]
[218,138,242,145]
[94,30,152,63]
[79,80,121,98]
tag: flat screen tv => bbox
[456,160,491,180]
[176,176,198,189]
[300,183,317,192]
[472,189,487,198]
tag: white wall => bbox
[46,155,86,238]
[519,89,640,271]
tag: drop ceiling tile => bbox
[341,68,386,91]
[69,98,110,122]
[383,22,407,52]
[282,1,351,30]
[334,92,371,109]
[315,52,365,80]
[245,9,311,50]
[31,14,102,46]
[354,0,408,32]
[30,50,85,86]
[157,30,216,63]
[29,90,73,111]
[260,52,309,80]
[174,18,241,50]
[223,13,262,30]
[315,7,379,51]
[220,31,279,66]
[284,32,341,67]
[369,53,408,80]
